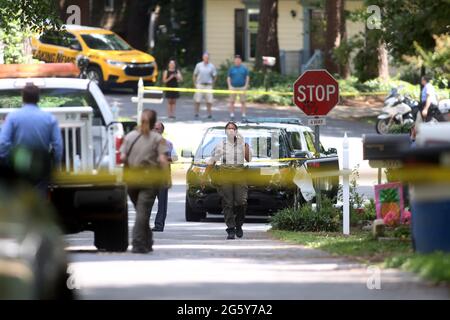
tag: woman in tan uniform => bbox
[120,109,169,253]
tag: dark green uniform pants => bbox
[217,168,248,229]
[128,187,158,251]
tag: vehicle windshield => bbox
[286,131,302,150]
[0,88,103,124]
[303,131,325,154]
[80,33,132,51]
[195,128,286,161]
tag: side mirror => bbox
[291,150,309,159]
[181,149,193,158]
[327,148,337,155]
[120,121,137,135]
[70,43,82,51]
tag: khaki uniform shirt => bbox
[121,130,168,168]
[207,134,252,166]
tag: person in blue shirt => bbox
[227,55,250,122]
[0,83,63,193]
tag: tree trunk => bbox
[339,1,350,78]
[377,41,389,80]
[127,0,153,51]
[255,0,280,72]
[325,0,343,75]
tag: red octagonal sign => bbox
[293,70,339,116]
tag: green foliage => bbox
[0,0,63,33]
[353,33,381,82]
[362,198,377,221]
[270,197,340,232]
[151,0,203,68]
[332,35,364,76]
[0,20,35,64]
[387,123,414,134]
[385,252,450,284]
[393,224,411,239]
[337,165,369,226]
[406,34,450,88]
[365,0,450,61]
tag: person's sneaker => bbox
[236,227,243,238]
[207,114,213,120]
[226,228,236,240]
[152,227,164,232]
[194,114,199,119]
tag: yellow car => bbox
[31,25,158,89]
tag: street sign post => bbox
[293,69,339,213]
[293,69,339,156]
[307,117,326,126]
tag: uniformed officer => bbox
[204,121,252,239]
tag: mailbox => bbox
[362,134,411,161]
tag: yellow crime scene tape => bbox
[50,163,341,187]
[143,86,389,98]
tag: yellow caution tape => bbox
[143,86,389,98]
[51,166,340,187]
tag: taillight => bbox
[115,135,124,164]
[307,161,320,169]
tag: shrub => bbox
[270,197,340,232]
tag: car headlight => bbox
[107,60,126,67]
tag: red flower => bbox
[402,210,411,225]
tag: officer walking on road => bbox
[120,110,169,253]
[0,83,63,195]
[204,122,252,239]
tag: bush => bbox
[387,123,414,134]
[270,197,340,232]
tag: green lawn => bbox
[269,229,450,284]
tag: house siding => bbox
[205,0,245,67]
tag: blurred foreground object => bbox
[0,148,73,299]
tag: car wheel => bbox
[94,217,129,252]
[375,119,390,134]
[185,195,206,222]
[87,66,105,89]
[94,197,128,252]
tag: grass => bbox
[269,229,450,284]
[269,229,412,264]
[385,253,450,284]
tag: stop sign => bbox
[293,70,339,116]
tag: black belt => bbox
[199,83,212,85]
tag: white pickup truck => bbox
[0,76,136,252]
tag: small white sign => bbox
[307,117,326,126]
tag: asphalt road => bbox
[64,91,449,300]
[66,184,449,300]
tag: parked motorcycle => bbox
[376,88,419,134]
[376,87,448,134]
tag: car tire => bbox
[87,65,105,90]
[94,218,128,252]
[185,195,206,222]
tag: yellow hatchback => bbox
[31,25,158,89]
